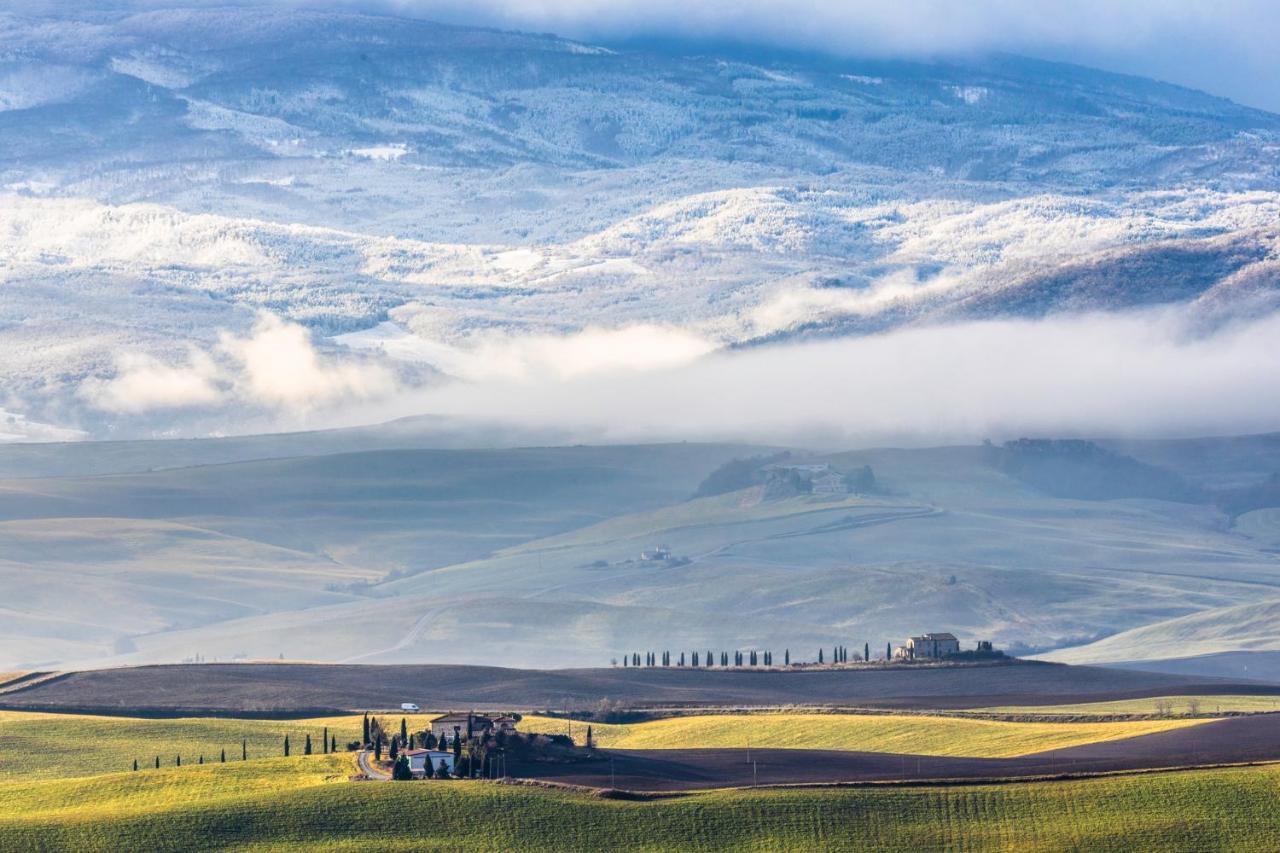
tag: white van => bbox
[400,703,420,712]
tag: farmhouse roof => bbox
[921,632,957,641]
[432,712,492,725]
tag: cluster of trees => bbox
[363,713,464,781]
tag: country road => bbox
[356,750,390,780]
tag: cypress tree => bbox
[284,736,290,757]
[199,755,204,765]
[401,718,408,745]
[323,727,329,754]
[785,649,790,666]
[362,713,370,745]
[586,725,594,748]
[155,756,160,769]
[305,734,312,755]
[390,738,399,761]
[221,749,226,763]
[818,648,824,664]
[409,734,415,749]
[242,740,247,761]
[887,642,891,660]
[331,735,337,753]
[133,759,138,771]
[865,643,870,663]
[375,735,382,761]
[176,755,181,767]
[452,733,461,760]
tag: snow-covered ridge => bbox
[0,5,1278,436]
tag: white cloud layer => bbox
[368,308,1280,445]
[81,315,397,415]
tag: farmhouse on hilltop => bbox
[906,633,960,659]
[429,712,518,740]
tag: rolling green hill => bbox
[520,712,1208,757]
[1,754,1279,852]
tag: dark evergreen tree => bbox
[887,642,891,660]
[305,734,312,755]
[865,643,870,663]
[452,732,462,760]
[389,738,399,761]
[283,736,290,757]
[425,731,437,749]
[331,735,337,753]
[586,725,594,748]
[155,756,160,769]
[392,753,413,781]
[374,735,382,761]
[323,726,329,754]
[242,740,247,761]
[409,734,415,749]
[362,713,370,745]
[437,759,451,779]
[785,648,790,666]
[199,755,204,765]
[221,749,226,763]
[133,759,138,771]
[818,648,824,664]
[176,755,182,766]
[401,718,408,745]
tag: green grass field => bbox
[0,711,442,782]
[0,710,1211,783]
[976,695,1280,716]
[1,754,1278,851]
[520,712,1209,757]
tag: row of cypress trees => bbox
[618,642,895,668]
[133,725,341,772]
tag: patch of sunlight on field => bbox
[977,695,1280,716]
[0,711,440,782]
[2,758,1280,852]
[520,712,1211,757]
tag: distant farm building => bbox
[810,472,849,494]
[640,545,672,561]
[907,633,960,659]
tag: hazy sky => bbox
[294,0,1280,112]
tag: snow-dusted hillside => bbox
[1,6,1279,437]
